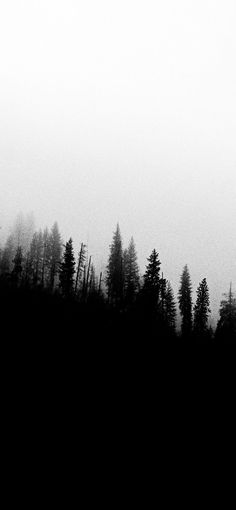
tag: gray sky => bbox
[0,0,236,324]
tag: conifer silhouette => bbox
[106,224,124,306]
[165,282,176,333]
[193,278,211,337]
[123,237,139,305]
[178,265,192,338]
[142,249,161,312]
[59,238,76,298]
[48,222,62,290]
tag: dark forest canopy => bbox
[0,215,235,343]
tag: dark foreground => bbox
[1,282,235,380]
[1,281,235,494]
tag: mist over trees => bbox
[0,215,235,343]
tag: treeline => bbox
[0,216,235,343]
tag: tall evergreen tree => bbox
[123,237,139,305]
[142,249,161,312]
[178,265,192,338]
[41,227,50,286]
[165,282,176,333]
[31,230,43,286]
[106,224,124,306]
[59,238,76,298]
[193,278,211,337]
[160,273,167,316]
[48,222,62,290]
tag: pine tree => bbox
[178,265,192,338]
[165,282,176,333]
[193,278,211,337]
[32,230,43,286]
[41,227,50,286]
[123,237,139,305]
[0,214,34,278]
[59,238,76,298]
[160,273,167,316]
[84,255,92,301]
[142,249,161,312]
[106,224,124,306]
[48,222,62,290]
[26,233,38,285]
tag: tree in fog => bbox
[106,224,124,306]
[123,237,139,305]
[178,265,192,337]
[193,278,211,337]
[34,230,44,285]
[159,273,167,316]
[10,212,35,254]
[48,222,62,290]
[216,284,236,341]
[59,238,76,298]
[41,227,50,286]
[89,263,96,293]
[25,234,37,284]
[164,282,176,332]
[11,246,23,285]
[142,249,161,312]
[0,213,35,279]
[11,213,25,249]
[75,242,86,294]
[82,255,92,302]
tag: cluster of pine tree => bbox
[1,220,62,290]
[0,219,235,343]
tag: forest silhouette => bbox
[0,214,235,346]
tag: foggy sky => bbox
[0,0,236,324]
